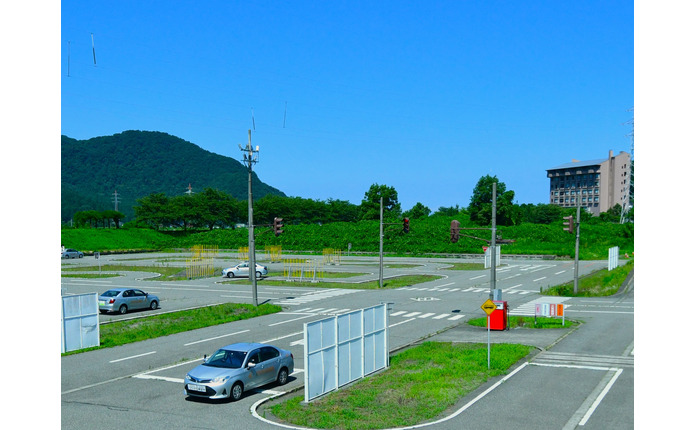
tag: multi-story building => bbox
[547,150,631,216]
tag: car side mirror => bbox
[247,362,256,369]
[203,354,207,362]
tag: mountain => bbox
[61,130,286,222]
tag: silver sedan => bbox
[184,342,294,401]
[98,288,159,314]
[222,262,268,278]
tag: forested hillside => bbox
[61,131,285,222]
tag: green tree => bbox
[433,205,462,217]
[101,210,126,228]
[360,184,402,221]
[468,175,519,226]
[403,202,431,219]
[134,193,170,229]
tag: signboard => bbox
[481,299,496,316]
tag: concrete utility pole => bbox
[489,182,497,300]
[240,130,259,306]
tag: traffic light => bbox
[563,215,574,234]
[273,217,284,236]
[450,220,460,243]
[403,218,410,233]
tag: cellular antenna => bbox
[251,108,256,131]
[67,41,71,77]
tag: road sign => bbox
[481,299,496,316]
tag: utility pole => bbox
[379,197,384,289]
[489,182,497,300]
[240,130,259,306]
[573,204,581,295]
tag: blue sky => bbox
[60,0,634,212]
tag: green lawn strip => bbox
[468,315,574,329]
[61,303,281,356]
[254,275,442,290]
[442,262,487,270]
[541,259,633,297]
[61,273,122,279]
[268,342,532,430]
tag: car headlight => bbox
[211,375,230,384]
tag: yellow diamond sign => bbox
[481,299,496,316]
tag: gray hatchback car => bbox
[98,288,159,314]
[184,342,294,401]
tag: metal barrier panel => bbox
[304,304,388,402]
[61,293,99,353]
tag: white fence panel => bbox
[305,304,388,402]
[61,293,100,353]
[608,246,620,271]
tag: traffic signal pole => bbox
[379,197,384,289]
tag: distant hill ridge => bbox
[61,130,285,222]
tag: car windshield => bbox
[204,349,247,369]
[101,290,121,297]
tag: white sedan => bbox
[222,262,268,278]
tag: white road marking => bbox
[109,351,157,363]
[183,329,250,346]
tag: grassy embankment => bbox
[62,216,634,259]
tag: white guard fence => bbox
[61,293,100,353]
[608,246,620,271]
[304,304,389,402]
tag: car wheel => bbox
[227,272,234,278]
[256,271,262,279]
[79,254,83,258]
[277,368,289,386]
[230,382,243,401]
[119,304,128,314]
[150,300,158,310]
[63,255,69,259]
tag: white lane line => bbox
[470,275,486,280]
[403,312,421,317]
[448,315,465,321]
[269,315,316,326]
[389,318,416,328]
[433,314,450,320]
[391,311,407,316]
[109,351,157,363]
[134,374,184,383]
[183,329,250,346]
[437,282,455,288]
[533,276,547,282]
[262,331,303,344]
[578,368,623,426]
[418,313,436,319]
